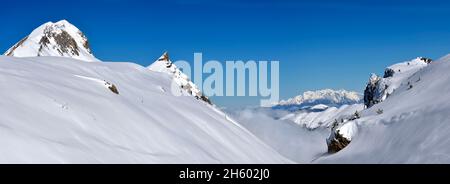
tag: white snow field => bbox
[0,56,289,163]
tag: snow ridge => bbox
[148,52,212,105]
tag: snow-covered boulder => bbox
[327,120,357,153]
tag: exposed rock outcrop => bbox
[105,82,119,95]
[363,74,387,108]
[327,120,352,153]
[419,57,432,64]
[148,52,212,105]
[327,130,351,153]
[383,68,395,78]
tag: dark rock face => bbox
[38,36,50,53]
[383,68,395,78]
[364,83,377,108]
[200,95,212,105]
[157,52,173,68]
[78,31,92,54]
[327,120,352,153]
[363,74,386,108]
[53,30,80,56]
[108,85,119,95]
[35,26,83,57]
[158,52,212,105]
[420,57,432,64]
[327,130,351,153]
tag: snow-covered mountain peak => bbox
[369,73,380,82]
[148,52,172,72]
[158,51,170,61]
[148,52,212,105]
[4,20,98,62]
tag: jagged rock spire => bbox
[158,52,169,61]
[147,52,212,105]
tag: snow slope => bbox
[4,20,98,62]
[317,56,450,163]
[227,108,328,163]
[0,56,288,163]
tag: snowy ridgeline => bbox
[271,89,364,130]
[147,52,211,105]
[273,89,362,111]
[0,56,289,163]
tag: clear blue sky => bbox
[2,0,450,108]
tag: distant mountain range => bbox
[272,89,362,112]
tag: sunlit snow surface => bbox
[0,56,289,164]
